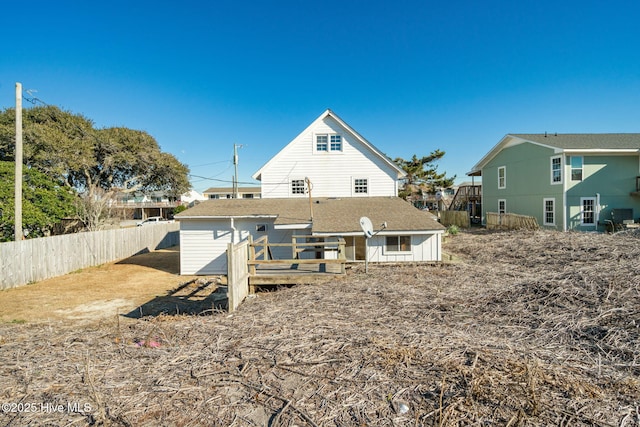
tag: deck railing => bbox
[247,235,346,275]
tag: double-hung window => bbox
[543,198,555,226]
[385,236,411,252]
[551,156,562,184]
[498,166,506,189]
[570,156,583,181]
[581,197,596,226]
[498,199,506,214]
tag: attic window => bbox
[315,134,342,152]
[330,135,342,151]
[256,224,268,232]
[316,135,328,151]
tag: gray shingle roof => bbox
[176,197,444,233]
[512,133,640,150]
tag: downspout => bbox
[596,193,601,230]
[230,217,236,243]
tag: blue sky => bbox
[2,0,639,193]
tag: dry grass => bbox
[1,229,639,426]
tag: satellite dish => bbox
[359,216,373,238]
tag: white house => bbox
[176,110,445,275]
[253,109,406,198]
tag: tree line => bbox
[0,105,190,241]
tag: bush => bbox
[447,224,460,235]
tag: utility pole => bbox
[14,83,23,241]
[233,144,242,198]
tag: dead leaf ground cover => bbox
[0,229,639,426]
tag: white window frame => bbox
[550,156,563,185]
[353,178,368,195]
[291,179,306,195]
[384,235,412,253]
[498,166,506,189]
[543,198,555,226]
[314,133,343,153]
[498,199,506,214]
[315,134,328,152]
[330,135,342,151]
[580,197,596,226]
[570,156,583,181]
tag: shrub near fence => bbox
[486,212,539,230]
[0,223,179,290]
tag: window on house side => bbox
[581,197,596,225]
[544,198,555,225]
[316,135,328,151]
[570,156,583,181]
[498,166,506,189]
[498,199,506,214]
[551,156,562,184]
[385,235,411,252]
[354,178,368,194]
[330,135,342,151]
[291,179,306,195]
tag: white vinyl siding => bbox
[259,116,399,198]
[179,218,293,274]
[363,233,442,262]
[179,220,236,275]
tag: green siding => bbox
[566,155,640,231]
[482,142,640,231]
[482,142,564,230]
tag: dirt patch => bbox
[0,246,222,323]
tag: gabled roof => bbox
[469,133,640,176]
[175,197,444,234]
[252,109,406,181]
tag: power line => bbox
[188,174,256,186]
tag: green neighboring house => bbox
[468,133,640,231]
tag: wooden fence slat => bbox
[0,223,179,290]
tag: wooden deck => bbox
[247,235,347,289]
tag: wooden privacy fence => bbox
[0,223,179,290]
[486,212,539,230]
[440,211,470,228]
[226,240,249,313]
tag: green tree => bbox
[394,151,455,199]
[0,161,76,241]
[0,105,190,230]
